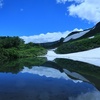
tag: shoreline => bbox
[43,47,100,67]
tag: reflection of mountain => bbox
[0,57,100,91]
[0,71,98,100]
[39,59,100,90]
[41,61,63,72]
[63,69,89,82]
[55,58,100,90]
[80,74,100,91]
[40,58,100,90]
[55,59,100,79]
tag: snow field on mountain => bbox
[64,30,90,42]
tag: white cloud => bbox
[56,0,84,4]
[20,28,82,43]
[20,31,69,43]
[57,0,100,23]
[56,0,67,4]
[0,0,3,8]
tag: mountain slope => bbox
[34,38,64,49]
[63,22,100,43]
[56,34,100,54]
[34,22,100,50]
[56,22,100,54]
[64,29,90,42]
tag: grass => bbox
[56,34,100,54]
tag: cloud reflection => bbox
[21,66,82,83]
[69,91,100,100]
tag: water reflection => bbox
[0,57,47,73]
[0,57,100,100]
[21,66,82,83]
[63,69,89,82]
[0,71,98,100]
[21,66,69,79]
[55,58,100,91]
[69,91,100,100]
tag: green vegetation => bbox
[0,36,47,61]
[55,58,100,90]
[55,58,100,79]
[0,57,47,73]
[56,34,100,54]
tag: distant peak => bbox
[95,21,100,27]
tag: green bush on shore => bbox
[0,36,47,61]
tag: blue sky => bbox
[0,0,100,43]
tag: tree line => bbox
[0,36,47,61]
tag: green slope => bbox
[56,33,100,54]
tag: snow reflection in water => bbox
[0,63,100,100]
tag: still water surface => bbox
[0,57,100,100]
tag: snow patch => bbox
[88,36,94,39]
[44,48,100,67]
[64,30,90,42]
[63,69,89,82]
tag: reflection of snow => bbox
[44,47,100,67]
[69,91,100,100]
[21,66,82,83]
[63,69,89,82]
[64,30,90,42]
